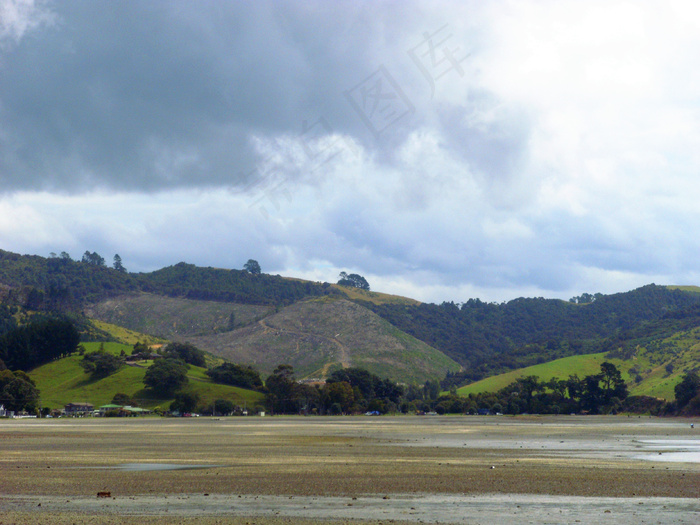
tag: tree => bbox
[132,341,150,357]
[80,351,123,379]
[111,392,134,406]
[599,362,628,402]
[0,317,80,371]
[113,254,126,273]
[265,364,297,413]
[244,259,261,275]
[163,342,206,367]
[212,398,235,415]
[143,358,189,395]
[328,368,379,400]
[580,374,603,413]
[81,251,105,266]
[323,381,355,413]
[170,391,200,414]
[674,372,700,408]
[337,272,370,291]
[206,362,263,390]
[0,369,40,413]
[423,379,440,401]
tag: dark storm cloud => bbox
[0,0,523,195]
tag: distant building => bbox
[64,403,94,415]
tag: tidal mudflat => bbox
[1,415,698,524]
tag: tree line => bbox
[0,250,341,308]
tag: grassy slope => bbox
[665,285,700,294]
[29,342,264,410]
[330,284,421,306]
[88,319,167,346]
[457,326,700,401]
[457,353,622,397]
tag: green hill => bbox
[457,353,625,397]
[29,342,264,411]
[457,318,700,402]
[84,294,460,384]
[367,284,700,384]
[3,248,700,392]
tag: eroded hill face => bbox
[85,293,273,338]
[86,294,460,383]
[187,297,460,382]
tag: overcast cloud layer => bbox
[1,0,699,303]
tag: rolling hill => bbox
[29,342,265,411]
[86,294,460,383]
[457,314,700,401]
[1,248,699,396]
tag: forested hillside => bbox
[0,250,333,307]
[362,285,700,384]
[2,249,700,390]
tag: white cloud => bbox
[0,1,699,303]
[0,0,54,46]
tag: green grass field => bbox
[456,353,622,397]
[88,319,168,346]
[665,285,700,294]
[456,347,696,401]
[29,342,265,411]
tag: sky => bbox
[1,0,699,304]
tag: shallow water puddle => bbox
[635,440,700,463]
[94,463,224,471]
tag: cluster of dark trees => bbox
[80,347,124,379]
[161,342,206,367]
[0,312,79,412]
[337,272,370,291]
[435,363,630,416]
[143,358,190,395]
[260,363,631,416]
[0,317,80,372]
[0,369,40,412]
[671,371,700,416]
[258,362,698,417]
[264,365,426,415]
[142,263,333,305]
[206,362,264,391]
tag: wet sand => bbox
[1,415,698,524]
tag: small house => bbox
[64,403,94,415]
